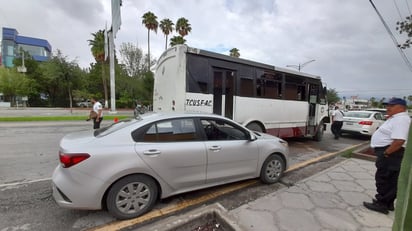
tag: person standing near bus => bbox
[331,106,344,139]
[91,97,103,129]
[364,98,410,214]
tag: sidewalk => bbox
[228,158,393,230]
[142,158,394,231]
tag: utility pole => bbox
[107,0,122,113]
[286,59,316,71]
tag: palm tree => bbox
[175,17,192,37]
[229,48,240,57]
[159,18,174,50]
[169,36,186,47]
[142,11,158,70]
[88,30,108,108]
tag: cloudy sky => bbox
[1,0,412,100]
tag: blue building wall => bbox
[1,27,52,67]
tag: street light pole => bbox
[286,59,316,71]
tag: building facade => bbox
[1,27,52,68]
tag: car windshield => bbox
[344,112,372,118]
[94,118,140,137]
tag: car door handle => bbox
[209,146,221,151]
[143,149,161,155]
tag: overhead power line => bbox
[405,0,412,16]
[392,0,404,20]
[369,0,412,73]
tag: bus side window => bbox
[297,85,306,101]
[285,83,297,100]
[240,77,254,97]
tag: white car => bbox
[365,108,388,119]
[76,100,92,108]
[341,111,385,136]
[52,112,289,219]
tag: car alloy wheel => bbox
[260,154,285,184]
[107,175,158,220]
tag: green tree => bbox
[369,97,379,108]
[88,30,108,108]
[142,11,158,70]
[326,88,340,105]
[39,50,83,108]
[159,18,174,50]
[119,42,146,77]
[229,48,240,57]
[396,15,412,49]
[0,67,35,106]
[169,36,186,46]
[175,17,191,38]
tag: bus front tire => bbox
[313,122,324,141]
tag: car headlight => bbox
[278,139,288,147]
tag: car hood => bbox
[254,131,282,141]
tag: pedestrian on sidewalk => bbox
[331,106,344,139]
[364,98,411,214]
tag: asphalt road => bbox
[0,108,369,230]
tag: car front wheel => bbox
[260,154,285,184]
[106,175,158,220]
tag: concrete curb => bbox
[138,203,245,231]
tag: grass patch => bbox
[0,115,131,122]
[340,148,354,158]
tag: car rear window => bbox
[344,112,372,118]
[94,118,139,137]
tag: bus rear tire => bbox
[246,122,263,132]
[313,122,324,141]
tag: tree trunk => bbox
[147,29,151,71]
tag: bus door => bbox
[308,84,319,126]
[213,69,235,119]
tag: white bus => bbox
[153,45,330,141]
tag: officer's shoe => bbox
[363,201,389,214]
[373,199,394,211]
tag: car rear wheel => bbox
[260,154,285,184]
[106,175,158,220]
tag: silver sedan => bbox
[52,113,289,220]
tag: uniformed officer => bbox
[364,98,411,214]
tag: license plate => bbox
[346,122,353,125]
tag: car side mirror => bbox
[249,132,257,141]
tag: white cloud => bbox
[1,0,411,99]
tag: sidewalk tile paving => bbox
[228,158,394,231]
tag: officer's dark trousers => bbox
[331,121,343,138]
[374,146,404,207]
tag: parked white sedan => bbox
[341,111,385,136]
[52,113,289,220]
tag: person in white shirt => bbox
[331,106,344,139]
[364,98,411,214]
[91,97,103,129]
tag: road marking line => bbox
[286,141,368,173]
[0,178,51,188]
[89,141,369,231]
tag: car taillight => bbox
[359,121,373,125]
[59,152,90,168]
